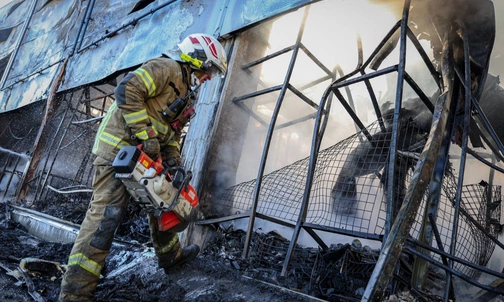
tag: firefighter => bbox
[59,33,228,301]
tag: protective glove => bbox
[142,138,161,159]
[161,146,182,167]
[163,158,179,167]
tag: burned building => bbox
[1,0,504,301]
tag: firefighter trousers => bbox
[59,158,180,301]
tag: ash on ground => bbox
[1,200,445,302]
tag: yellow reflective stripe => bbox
[99,132,131,149]
[93,102,117,154]
[133,68,156,97]
[135,130,149,140]
[135,127,158,140]
[159,132,175,147]
[123,109,148,125]
[167,140,180,151]
[67,253,102,277]
[150,117,168,135]
[158,235,179,255]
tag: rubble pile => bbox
[1,199,449,301]
[0,202,312,301]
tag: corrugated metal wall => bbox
[0,0,317,113]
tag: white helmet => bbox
[177,33,228,78]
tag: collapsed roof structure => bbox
[1,0,504,301]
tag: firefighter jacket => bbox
[92,57,193,162]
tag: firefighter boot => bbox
[159,244,200,273]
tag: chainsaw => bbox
[112,145,199,232]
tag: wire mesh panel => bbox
[215,116,502,279]
[440,176,502,279]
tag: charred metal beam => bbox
[466,148,504,174]
[287,83,320,111]
[241,45,295,70]
[302,222,383,241]
[458,205,504,251]
[302,226,328,251]
[454,65,504,162]
[196,212,251,225]
[336,21,401,84]
[299,43,334,76]
[281,9,396,279]
[410,87,456,295]
[242,7,310,259]
[2,156,21,200]
[331,65,397,89]
[472,279,504,302]
[78,93,114,104]
[232,85,283,103]
[485,157,496,232]
[256,213,297,228]
[383,0,410,242]
[72,116,104,124]
[17,57,69,201]
[406,237,504,286]
[360,70,386,132]
[33,94,72,201]
[298,75,333,91]
[363,6,456,301]
[276,112,317,130]
[280,52,374,274]
[75,0,96,51]
[428,214,451,268]
[406,28,442,90]
[406,246,504,296]
[445,20,472,302]
[332,88,374,142]
[403,72,435,113]
[235,101,268,127]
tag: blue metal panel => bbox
[0,0,29,58]
[220,0,317,36]
[0,0,315,113]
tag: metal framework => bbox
[198,1,504,301]
[0,80,115,205]
[1,0,503,300]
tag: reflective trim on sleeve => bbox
[158,235,179,255]
[135,130,149,140]
[133,68,157,97]
[159,132,175,147]
[150,117,169,135]
[93,102,117,154]
[167,140,180,151]
[123,109,148,125]
[99,132,131,149]
[67,253,102,277]
[135,128,158,140]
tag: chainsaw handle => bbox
[152,155,163,172]
[137,144,163,173]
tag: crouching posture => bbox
[59,33,227,301]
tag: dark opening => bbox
[129,0,155,14]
